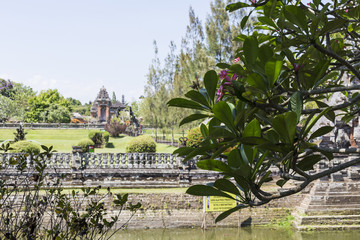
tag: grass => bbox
[0,129,177,153]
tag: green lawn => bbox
[0,129,177,153]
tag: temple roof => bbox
[111,100,126,109]
[95,86,111,102]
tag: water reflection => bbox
[113,227,360,240]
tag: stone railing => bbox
[0,152,192,169]
[0,122,106,129]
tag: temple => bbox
[90,86,126,122]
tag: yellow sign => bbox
[204,195,239,212]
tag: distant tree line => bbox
[139,0,254,133]
[0,79,91,123]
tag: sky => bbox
[0,0,212,104]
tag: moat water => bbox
[113,227,360,240]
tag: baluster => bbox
[134,153,139,168]
[128,153,134,168]
[102,154,108,168]
[114,153,120,168]
[139,153,145,168]
[121,153,127,168]
[109,153,114,168]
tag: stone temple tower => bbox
[90,86,125,122]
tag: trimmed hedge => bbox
[103,132,110,144]
[186,127,204,148]
[11,141,41,154]
[77,139,95,152]
[88,131,104,146]
[125,135,156,153]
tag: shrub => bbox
[186,127,203,148]
[11,141,41,154]
[88,131,104,146]
[105,118,127,137]
[103,131,110,144]
[77,139,95,152]
[125,135,156,153]
[13,125,27,142]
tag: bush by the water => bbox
[77,139,95,152]
[88,130,104,146]
[11,141,41,154]
[186,127,203,148]
[125,135,156,153]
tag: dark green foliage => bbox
[103,131,110,144]
[88,131,104,146]
[10,141,41,154]
[186,127,204,148]
[77,139,95,152]
[125,135,156,153]
[13,125,27,142]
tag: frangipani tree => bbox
[168,0,360,222]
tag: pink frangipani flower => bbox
[219,70,229,80]
[216,85,224,102]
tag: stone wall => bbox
[114,192,304,229]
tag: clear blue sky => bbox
[0,0,212,104]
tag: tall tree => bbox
[112,92,117,103]
[27,89,72,123]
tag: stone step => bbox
[307,204,360,210]
[309,195,360,204]
[304,208,360,216]
[299,215,360,225]
[295,224,360,231]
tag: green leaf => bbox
[243,119,261,138]
[204,70,219,104]
[185,90,210,109]
[297,155,322,171]
[258,16,278,29]
[200,123,209,138]
[186,185,235,199]
[213,101,235,131]
[265,59,283,87]
[309,126,333,140]
[276,179,288,187]
[320,19,347,35]
[241,15,249,29]
[317,148,334,161]
[179,114,210,127]
[284,6,308,33]
[303,108,331,138]
[228,149,252,179]
[214,179,241,196]
[173,147,194,156]
[228,149,241,168]
[316,101,335,122]
[197,159,232,173]
[289,91,303,122]
[247,73,268,92]
[216,63,231,69]
[167,98,206,110]
[272,112,297,144]
[243,36,259,65]
[209,127,236,139]
[226,2,250,12]
[258,170,272,186]
[215,204,247,223]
